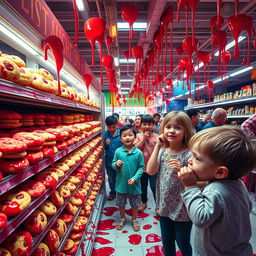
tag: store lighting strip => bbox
[119,58,136,64]
[117,22,147,31]
[76,0,85,11]
[120,79,133,82]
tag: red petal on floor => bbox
[125,208,149,218]
[143,224,152,230]
[94,237,113,245]
[96,231,110,235]
[92,247,115,256]
[128,234,142,245]
[102,207,119,216]
[97,219,116,230]
[145,233,162,243]
[146,245,164,256]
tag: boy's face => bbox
[188,142,219,181]
[121,129,135,147]
[154,116,160,124]
[107,124,117,135]
[192,113,200,126]
[141,122,154,132]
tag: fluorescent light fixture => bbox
[117,22,147,31]
[229,66,252,77]
[0,24,38,56]
[120,79,133,82]
[215,36,246,56]
[76,0,85,11]
[119,58,136,64]
[121,88,130,91]
[194,62,204,71]
[114,57,119,67]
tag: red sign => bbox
[2,0,100,91]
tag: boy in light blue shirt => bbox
[112,124,144,232]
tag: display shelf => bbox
[0,79,100,112]
[185,95,256,110]
[227,115,252,119]
[0,145,102,244]
[56,167,103,255]
[75,182,106,256]
[30,154,103,254]
[0,131,101,196]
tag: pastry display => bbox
[31,242,50,256]
[23,210,47,234]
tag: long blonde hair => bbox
[159,111,193,148]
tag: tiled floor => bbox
[91,185,256,256]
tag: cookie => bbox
[17,67,33,86]
[39,200,57,216]
[32,242,50,256]
[20,180,46,198]
[2,54,26,67]
[24,210,47,234]
[52,219,67,238]
[0,57,20,82]
[0,158,29,174]
[38,68,54,81]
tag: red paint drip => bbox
[72,0,79,47]
[96,231,110,235]
[145,233,162,243]
[122,230,128,233]
[235,0,239,16]
[44,35,63,95]
[92,247,115,256]
[97,219,116,230]
[153,216,160,221]
[176,251,182,256]
[103,207,119,216]
[143,224,152,230]
[146,245,164,256]
[217,0,223,29]
[125,208,149,218]
[81,243,85,256]
[94,237,112,245]
[153,222,158,225]
[128,234,142,245]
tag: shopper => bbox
[152,113,161,134]
[178,126,255,256]
[134,114,143,133]
[146,111,193,256]
[134,115,157,213]
[113,113,123,128]
[112,125,144,231]
[104,115,123,201]
[202,108,227,129]
[241,113,256,139]
[186,109,211,133]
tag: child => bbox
[134,114,143,133]
[146,111,193,256]
[112,124,144,231]
[178,126,256,256]
[134,114,157,212]
[104,115,123,200]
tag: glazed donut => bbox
[45,168,65,179]
[52,219,67,238]
[63,239,74,253]
[0,212,8,229]
[77,188,88,197]
[0,158,29,174]
[38,68,54,81]
[31,242,50,256]
[72,220,85,232]
[70,197,83,206]
[35,173,57,189]
[64,244,78,255]
[69,231,83,240]
[6,230,33,256]
[66,176,80,185]
[77,216,88,225]
[57,185,71,198]
[59,213,74,224]
[2,54,26,67]
[54,163,70,173]
[50,191,64,207]
[65,202,78,215]
[42,146,58,157]
[0,191,31,216]
[13,132,45,149]
[44,229,60,254]
[62,182,76,191]
[24,210,47,234]
[60,87,71,99]
[17,67,33,86]
[0,247,11,256]
[26,151,43,164]
[56,141,68,151]
[21,114,34,127]
[39,200,57,216]
[20,180,46,198]
[0,57,20,82]
[0,137,27,154]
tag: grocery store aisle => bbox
[91,181,256,256]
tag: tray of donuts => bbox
[0,140,103,244]
[0,51,100,109]
[0,147,103,255]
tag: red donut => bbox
[64,244,78,255]
[0,137,27,154]
[24,210,47,234]
[59,213,74,224]
[44,229,59,254]
[26,151,43,164]
[42,146,58,157]
[0,158,29,174]
[56,141,68,151]
[0,111,22,120]
[12,132,45,148]
[20,181,46,198]
[35,173,57,189]
[0,212,8,229]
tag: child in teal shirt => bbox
[112,124,144,232]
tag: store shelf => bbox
[185,95,256,110]
[227,115,252,119]
[0,131,101,196]
[0,79,100,112]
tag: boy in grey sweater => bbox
[178,126,256,256]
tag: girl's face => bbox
[121,129,135,147]
[134,116,141,127]
[141,122,154,132]
[163,120,185,145]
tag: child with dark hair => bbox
[112,124,144,231]
[104,115,123,200]
[178,126,256,256]
[134,114,143,133]
[113,112,123,127]
[134,114,157,213]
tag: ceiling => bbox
[45,0,256,99]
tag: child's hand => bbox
[143,131,150,139]
[178,166,198,187]
[156,134,165,147]
[105,139,111,145]
[116,160,124,167]
[168,159,181,172]
[128,178,135,185]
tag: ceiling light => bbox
[119,58,136,64]
[76,0,85,11]
[214,36,246,56]
[194,62,204,71]
[229,66,252,77]
[120,79,133,82]
[114,57,119,67]
[117,22,147,31]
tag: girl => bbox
[146,111,193,256]
[134,114,143,133]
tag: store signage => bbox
[173,79,195,96]
[3,0,99,89]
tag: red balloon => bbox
[182,36,198,57]
[83,74,92,87]
[197,51,211,65]
[132,46,143,59]
[221,51,231,65]
[210,16,224,34]
[207,80,214,88]
[121,4,138,27]
[102,55,114,69]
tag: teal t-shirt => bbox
[112,146,144,194]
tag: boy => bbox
[104,115,123,200]
[134,114,157,212]
[178,126,256,256]
[112,124,144,231]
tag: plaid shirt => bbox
[241,114,256,138]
